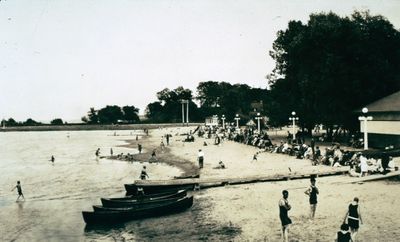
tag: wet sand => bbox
[125,126,400,241]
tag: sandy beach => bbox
[123,126,400,241]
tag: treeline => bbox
[81,105,140,124]
[1,118,65,126]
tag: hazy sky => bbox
[1,0,400,122]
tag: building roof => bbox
[359,90,400,113]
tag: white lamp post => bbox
[358,107,373,150]
[255,112,262,133]
[234,114,240,128]
[180,100,189,126]
[221,115,226,129]
[289,111,299,141]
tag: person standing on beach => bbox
[304,177,319,220]
[138,144,142,154]
[279,190,292,242]
[110,148,113,156]
[343,197,363,241]
[50,155,55,164]
[11,181,25,201]
[198,149,204,169]
[166,134,170,145]
[140,166,149,180]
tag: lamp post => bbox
[289,111,299,141]
[221,115,226,129]
[180,100,189,126]
[358,107,373,150]
[181,100,185,126]
[234,114,240,128]
[255,112,262,133]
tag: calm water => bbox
[0,130,240,242]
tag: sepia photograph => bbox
[1,0,400,241]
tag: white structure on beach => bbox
[357,90,400,149]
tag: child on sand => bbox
[11,181,25,201]
[336,223,352,242]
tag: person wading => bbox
[11,181,25,201]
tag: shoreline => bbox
[0,123,202,132]
[119,127,199,178]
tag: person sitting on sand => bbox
[140,166,149,180]
[336,223,352,242]
[252,153,258,161]
[279,190,292,242]
[343,197,363,241]
[216,160,225,169]
[11,181,25,201]
[50,155,55,163]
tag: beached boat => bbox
[101,190,187,208]
[103,189,186,201]
[124,183,195,195]
[174,174,200,179]
[95,196,185,211]
[82,196,193,224]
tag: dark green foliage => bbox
[23,118,40,126]
[82,105,140,124]
[268,10,400,133]
[196,81,268,121]
[122,105,140,123]
[50,118,64,125]
[145,86,202,123]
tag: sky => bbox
[1,0,400,122]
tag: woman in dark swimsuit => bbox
[344,197,362,241]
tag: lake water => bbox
[0,130,240,242]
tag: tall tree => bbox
[122,105,140,123]
[97,105,123,124]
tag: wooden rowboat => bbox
[82,196,193,225]
[94,196,184,211]
[101,190,187,208]
[124,183,195,195]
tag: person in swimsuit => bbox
[304,177,319,220]
[336,223,352,242]
[343,197,363,241]
[11,181,25,201]
[140,166,149,180]
[138,144,142,154]
[279,190,292,242]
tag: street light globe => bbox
[222,115,225,118]
[291,111,296,116]
[236,114,239,117]
[257,112,260,116]
[362,107,368,114]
